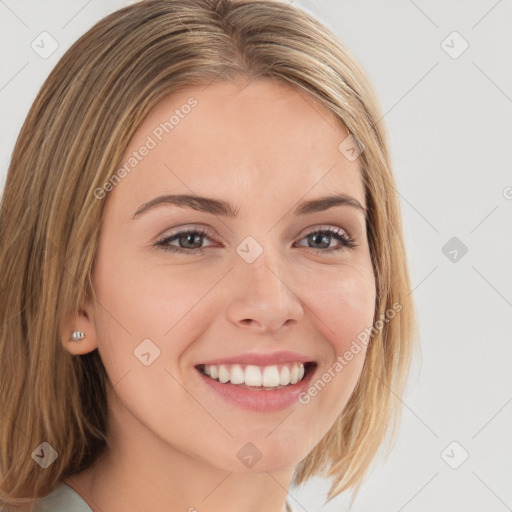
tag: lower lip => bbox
[196,364,316,412]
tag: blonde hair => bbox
[0,0,418,508]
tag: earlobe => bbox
[60,304,99,355]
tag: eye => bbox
[155,226,217,255]
[154,225,357,255]
[295,226,356,254]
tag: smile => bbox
[195,361,317,411]
[197,362,312,389]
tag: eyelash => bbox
[154,225,357,256]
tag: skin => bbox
[62,77,376,512]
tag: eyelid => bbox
[155,223,351,243]
[155,223,217,240]
[301,223,351,237]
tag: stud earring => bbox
[71,330,85,341]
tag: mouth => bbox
[194,361,317,391]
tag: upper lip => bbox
[196,351,315,367]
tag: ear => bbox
[60,299,99,356]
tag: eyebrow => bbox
[131,193,366,219]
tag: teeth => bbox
[262,365,280,387]
[290,364,299,384]
[279,365,290,386]
[218,365,230,383]
[200,362,308,387]
[245,365,262,386]
[230,364,245,385]
[209,365,218,379]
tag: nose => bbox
[224,247,304,334]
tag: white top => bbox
[34,482,297,511]
[34,482,93,511]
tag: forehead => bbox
[108,79,364,217]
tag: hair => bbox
[0,0,419,508]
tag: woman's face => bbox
[89,78,376,472]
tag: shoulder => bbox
[33,482,93,512]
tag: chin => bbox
[208,435,313,475]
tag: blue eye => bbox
[155,225,356,255]
[296,226,356,253]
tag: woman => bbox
[0,0,418,511]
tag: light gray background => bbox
[1,1,511,511]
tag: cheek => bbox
[295,262,376,412]
[90,245,225,393]
[306,262,376,355]
[90,253,215,431]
